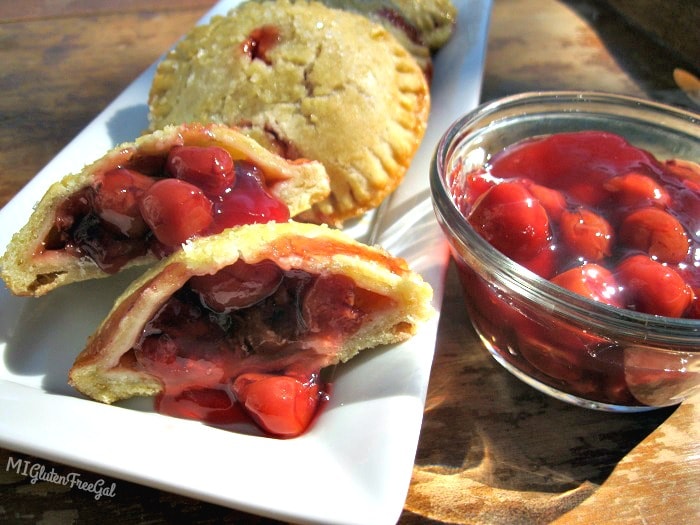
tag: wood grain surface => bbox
[1,1,698,524]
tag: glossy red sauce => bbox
[130,261,387,437]
[240,25,281,65]
[453,130,699,318]
[449,130,700,406]
[43,146,290,272]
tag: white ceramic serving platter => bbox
[0,1,491,523]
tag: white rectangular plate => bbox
[0,1,491,523]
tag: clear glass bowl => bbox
[430,91,700,411]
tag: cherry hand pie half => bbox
[147,0,430,226]
[68,222,434,437]
[0,123,329,296]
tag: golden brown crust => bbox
[147,0,430,226]
[0,123,330,297]
[319,0,457,51]
[68,221,434,404]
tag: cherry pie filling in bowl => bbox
[432,95,700,411]
[457,131,700,407]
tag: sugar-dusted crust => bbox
[0,123,329,297]
[320,0,457,51]
[148,0,430,226]
[255,0,457,79]
[68,221,435,404]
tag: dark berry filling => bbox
[377,8,423,46]
[129,260,394,437]
[42,146,290,272]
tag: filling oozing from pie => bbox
[240,24,281,65]
[39,146,290,273]
[119,259,396,437]
[376,8,423,46]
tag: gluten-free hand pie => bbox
[68,221,434,437]
[147,0,430,226]
[0,123,329,296]
[319,0,457,78]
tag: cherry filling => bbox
[42,146,290,272]
[240,25,281,65]
[130,260,394,437]
[450,130,700,406]
[377,8,423,46]
[455,131,699,318]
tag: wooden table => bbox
[1,1,698,523]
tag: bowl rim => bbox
[430,91,700,349]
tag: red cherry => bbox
[558,208,613,262]
[524,181,567,220]
[519,244,558,279]
[686,295,700,319]
[664,159,700,193]
[139,178,213,246]
[166,146,235,196]
[190,259,283,313]
[603,171,671,208]
[618,207,689,264]
[517,322,594,383]
[93,168,154,237]
[565,181,611,208]
[232,372,320,438]
[615,255,694,317]
[551,263,622,307]
[451,167,496,213]
[468,181,551,262]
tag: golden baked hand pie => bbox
[0,123,329,296]
[147,0,430,226]
[68,221,434,437]
[319,0,457,77]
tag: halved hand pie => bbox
[68,222,434,437]
[0,123,329,296]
